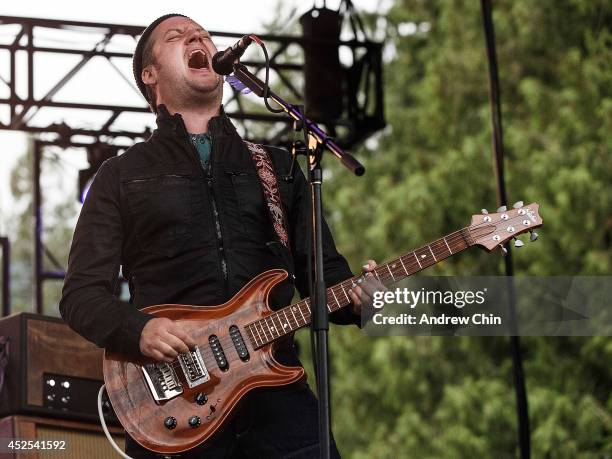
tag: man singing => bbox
[60,14,378,458]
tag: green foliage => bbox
[297,0,612,457]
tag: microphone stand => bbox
[231,62,364,458]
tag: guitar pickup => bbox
[229,325,250,362]
[209,335,229,371]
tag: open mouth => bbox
[187,50,209,70]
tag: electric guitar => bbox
[103,202,543,454]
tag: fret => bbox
[276,309,289,335]
[289,305,299,326]
[413,251,422,269]
[340,284,350,303]
[267,316,279,338]
[443,236,452,254]
[304,299,311,315]
[386,264,396,281]
[246,325,259,347]
[295,304,306,324]
[428,245,437,262]
[281,310,292,332]
[330,288,341,308]
[399,256,409,275]
[268,316,280,338]
[252,325,262,347]
[257,320,269,343]
[415,247,433,267]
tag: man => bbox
[60,14,379,458]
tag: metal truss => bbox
[0,15,385,148]
[0,15,385,315]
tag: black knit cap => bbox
[133,13,187,104]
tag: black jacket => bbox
[59,107,358,358]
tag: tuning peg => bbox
[529,230,538,242]
[513,238,524,248]
[499,244,508,256]
[497,205,507,212]
[513,201,524,209]
[481,209,489,214]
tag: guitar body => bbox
[103,269,305,454]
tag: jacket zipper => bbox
[206,150,229,292]
[183,128,229,296]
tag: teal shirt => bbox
[189,133,212,167]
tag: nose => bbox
[187,29,205,46]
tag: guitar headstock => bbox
[469,202,543,252]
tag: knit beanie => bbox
[132,14,187,104]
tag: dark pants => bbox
[125,384,341,458]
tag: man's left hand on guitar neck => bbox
[348,260,386,315]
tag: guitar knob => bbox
[499,244,508,256]
[514,238,524,248]
[164,416,177,430]
[530,230,538,242]
[481,209,489,214]
[497,205,507,212]
[513,201,524,209]
[195,392,208,405]
[188,415,201,428]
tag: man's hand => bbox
[348,260,387,316]
[139,317,196,362]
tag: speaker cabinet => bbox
[0,313,114,423]
[0,415,124,459]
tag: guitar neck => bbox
[244,227,475,347]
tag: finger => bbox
[163,332,190,355]
[149,349,167,362]
[354,285,372,305]
[362,260,378,272]
[168,324,197,349]
[360,278,385,297]
[348,288,362,306]
[156,341,179,360]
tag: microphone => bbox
[212,35,254,75]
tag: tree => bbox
[300,0,611,457]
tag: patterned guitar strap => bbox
[243,141,291,251]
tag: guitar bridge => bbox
[142,362,183,403]
[177,347,210,388]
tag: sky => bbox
[0,0,391,234]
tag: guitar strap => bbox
[243,141,291,250]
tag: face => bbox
[142,17,223,108]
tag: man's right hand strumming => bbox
[139,317,196,362]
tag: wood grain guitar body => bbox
[103,269,304,454]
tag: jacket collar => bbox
[153,104,237,140]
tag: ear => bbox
[142,66,157,86]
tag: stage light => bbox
[299,6,344,123]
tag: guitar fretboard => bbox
[244,227,474,349]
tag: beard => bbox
[157,64,223,108]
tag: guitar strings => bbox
[160,213,530,371]
[164,224,484,368]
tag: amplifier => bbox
[0,415,124,459]
[0,313,117,424]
